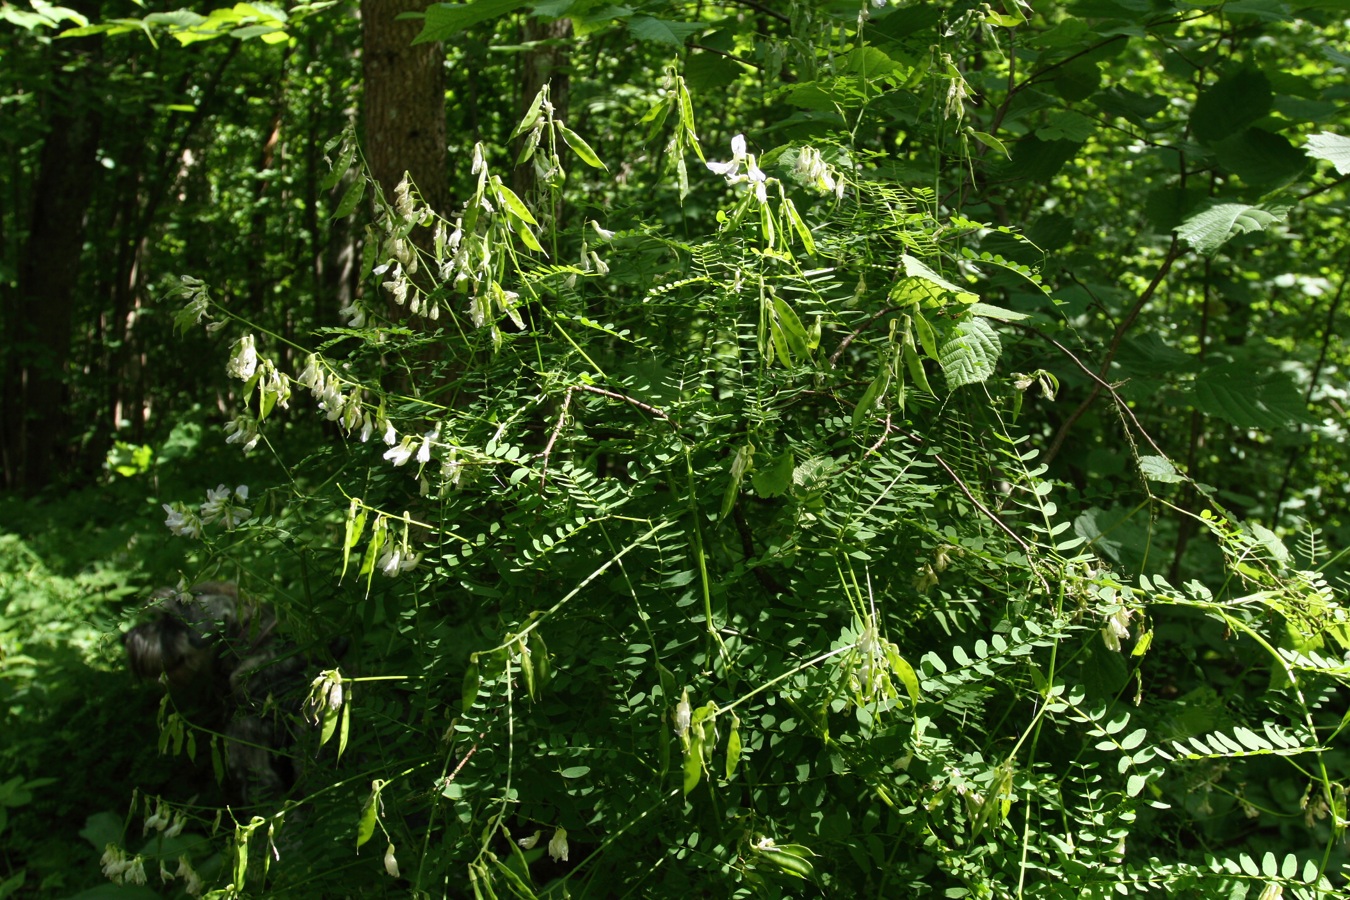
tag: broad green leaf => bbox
[627,15,701,46]
[901,255,963,294]
[1138,455,1184,483]
[413,0,526,44]
[1190,66,1271,144]
[331,176,366,220]
[1214,127,1306,187]
[937,317,1001,389]
[1306,131,1350,175]
[968,302,1027,321]
[751,449,794,497]
[1191,363,1314,430]
[1175,202,1288,255]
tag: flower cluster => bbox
[100,844,147,887]
[792,146,845,199]
[707,134,769,203]
[143,796,187,838]
[377,516,422,577]
[162,484,252,538]
[1102,606,1133,653]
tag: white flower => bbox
[125,857,147,886]
[226,335,259,380]
[359,415,374,443]
[339,299,367,328]
[589,220,615,241]
[378,546,421,576]
[518,830,542,850]
[384,437,416,467]
[297,354,324,391]
[101,844,129,882]
[416,427,438,465]
[199,484,230,523]
[162,503,202,539]
[224,415,261,452]
[384,843,400,879]
[1102,607,1133,653]
[379,547,403,576]
[707,134,747,177]
[548,827,569,862]
[175,858,203,897]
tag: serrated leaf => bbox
[937,317,1001,389]
[1191,363,1314,430]
[628,15,701,46]
[1176,202,1288,255]
[1190,66,1271,144]
[1138,455,1184,483]
[413,0,526,44]
[1306,131,1350,175]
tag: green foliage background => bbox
[3,1,1350,898]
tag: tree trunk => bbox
[2,100,102,491]
[360,0,448,217]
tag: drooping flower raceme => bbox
[707,134,768,203]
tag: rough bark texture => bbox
[360,0,448,217]
[2,102,102,491]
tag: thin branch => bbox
[1007,323,1170,463]
[829,306,900,367]
[1044,238,1182,465]
[888,424,1054,597]
[538,386,574,493]
[577,384,672,421]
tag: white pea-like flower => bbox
[548,828,569,862]
[226,335,259,380]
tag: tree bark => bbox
[360,0,448,217]
[2,94,102,491]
